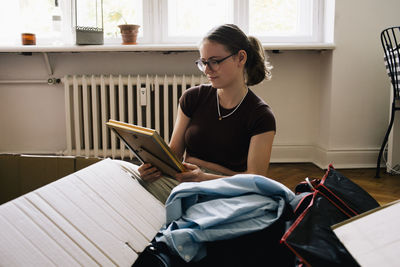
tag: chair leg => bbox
[375,106,396,178]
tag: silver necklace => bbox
[216,88,248,120]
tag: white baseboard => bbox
[3,145,384,170]
[271,144,383,169]
[270,144,315,163]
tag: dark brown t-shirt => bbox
[179,84,276,172]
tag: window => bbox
[161,0,322,43]
[248,0,317,42]
[0,0,56,45]
[0,0,328,46]
[162,0,234,43]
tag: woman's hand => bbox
[137,163,162,183]
[174,162,205,182]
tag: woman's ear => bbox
[238,50,247,66]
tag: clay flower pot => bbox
[118,24,140,45]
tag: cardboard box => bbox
[0,154,101,205]
[332,200,400,267]
[0,158,164,266]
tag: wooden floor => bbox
[268,163,400,205]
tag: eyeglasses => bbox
[195,53,237,72]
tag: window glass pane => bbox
[0,0,54,44]
[103,0,143,38]
[76,0,103,29]
[20,0,54,34]
[249,0,298,36]
[167,0,233,37]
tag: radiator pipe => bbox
[0,78,61,85]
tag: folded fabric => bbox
[155,174,295,262]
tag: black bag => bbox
[281,164,380,267]
[132,242,172,267]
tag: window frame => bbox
[153,0,325,45]
[0,0,329,46]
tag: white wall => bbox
[1,0,399,168]
[315,0,400,168]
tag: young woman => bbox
[138,24,275,202]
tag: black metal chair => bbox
[376,26,400,178]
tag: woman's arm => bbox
[176,131,275,182]
[169,106,190,159]
[184,156,236,176]
[191,131,275,177]
[175,162,227,182]
[246,131,275,177]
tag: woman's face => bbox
[199,40,244,89]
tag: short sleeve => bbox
[250,105,276,136]
[179,86,201,118]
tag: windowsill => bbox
[0,43,335,53]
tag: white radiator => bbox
[63,74,207,159]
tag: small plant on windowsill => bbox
[108,11,140,45]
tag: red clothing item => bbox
[179,84,276,172]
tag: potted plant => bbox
[109,11,140,45]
